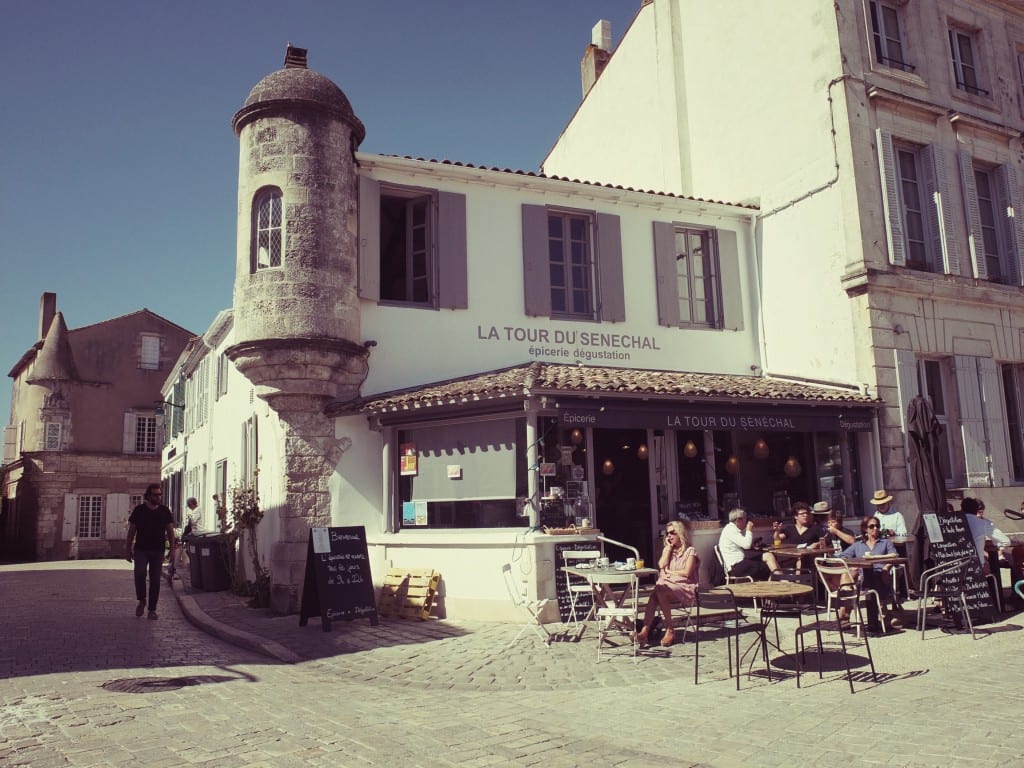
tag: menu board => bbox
[299,526,378,631]
[555,542,598,623]
[922,512,995,625]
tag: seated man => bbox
[774,501,825,546]
[719,507,780,580]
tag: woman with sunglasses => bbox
[837,515,903,631]
[636,520,698,648]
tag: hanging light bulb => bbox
[683,440,698,458]
[636,444,649,460]
[569,428,583,446]
[725,455,740,475]
[753,437,769,459]
[784,456,802,478]
[601,459,615,475]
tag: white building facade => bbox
[545,0,1024,531]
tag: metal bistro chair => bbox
[594,570,641,662]
[689,588,764,689]
[561,548,601,629]
[814,557,886,637]
[766,568,819,664]
[915,555,977,640]
[795,581,877,694]
[501,564,553,648]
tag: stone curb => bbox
[170,576,302,664]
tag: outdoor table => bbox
[772,544,832,561]
[711,580,814,683]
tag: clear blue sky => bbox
[0,0,639,413]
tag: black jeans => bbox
[133,548,163,611]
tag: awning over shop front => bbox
[326,362,880,428]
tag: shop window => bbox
[358,177,467,309]
[869,1,914,71]
[522,205,625,322]
[251,187,282,270]
[875,130,960,275]
[396,418,526,529]
[653,222,743,330]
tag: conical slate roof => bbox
[27,312,79,384]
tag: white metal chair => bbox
[562,549,601,629]
[593,570,641,662]
[501,563,552,648]
[813,557,886,637]
[715,544,754,587]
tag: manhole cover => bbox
[102,676,200,694]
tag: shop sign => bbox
[558,405,873,432]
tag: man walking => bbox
[126,483,175,620]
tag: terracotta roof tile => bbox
[328,362,878,417]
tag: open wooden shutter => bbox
[437,191,468,309]
[922,145,961,276]
[717,229,744,331]
[105,493,130,539]
[521,204,551,317]
[978,357,1012,486]
[358,174,381,301]
[955,355,992,486]
[876,128,906,266]
[62,494,78,541]
[595,213,625,322]
[122,412,137,454]
[997,164,1024,286]
[958,150,988,281]
[652,221,680,327]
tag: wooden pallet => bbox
[378,568,441,620]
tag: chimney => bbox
[581,20,612,97]
[39,292,56,342]
[284,44,308,69]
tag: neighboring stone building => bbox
[1,293,192,560]
[544,0,1024,532]
[172,46,878,618]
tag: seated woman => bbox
[837,515,903,630]
[636,520,698,648]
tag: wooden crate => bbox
[379,568,441,620]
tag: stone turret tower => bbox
[227,46,369,612]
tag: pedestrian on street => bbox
[126,483,175,620]
[178,497,201,567]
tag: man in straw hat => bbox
[868,489,907,537]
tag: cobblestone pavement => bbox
[2,560,1023,767]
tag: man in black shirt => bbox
[125,483,175,620]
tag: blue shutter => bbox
[595,213,625,322]
[437,191,468,309]
[652,221,680,327]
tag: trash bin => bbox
[185,536,203,590]
[195,532,231,592]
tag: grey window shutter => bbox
[358,174,380,301]
[105,494,130,540]
[958,150,988,281]
[62,494,78,541]
[717,228,743,331]
[652,221,680,327]
[437,191,468,309]
[595,213,625,322]
[894,348,918,487]
[876,128,906,266]
[978,356,1012,486]
[997,164,1024,286]
[954,354,992,486]
[521,204,551,317]
[926,145,962,276]
[122,412,136,454]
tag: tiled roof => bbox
[375,155,759,211]
[328,362,878,417]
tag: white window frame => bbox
[215,353,229,399]
[43,422,62,451]
[948,26,987,96]
[673,226,721,328]
[379,186,435,306]
[135,415,158,454]
[252,187,283,271]
[869,1,913,71]
[547,209,596,320]
[78,495,103,539]
[140,333,160,370]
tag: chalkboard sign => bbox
[922,512,995,625]
[555,541,599,623]
[299,526,378,631]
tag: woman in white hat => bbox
[869,490,907,537]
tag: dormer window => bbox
[251,187,283,271]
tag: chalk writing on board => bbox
[924,511,994,624]
[299,525,379,631]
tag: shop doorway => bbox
[593,428,653,564]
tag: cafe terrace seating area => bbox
[504,538,998,694]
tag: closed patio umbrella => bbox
[906,395,946,516]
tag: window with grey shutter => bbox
[955,354,992,486]
[358,175,381,301]
[876,129,907,267]
[996,164,1024,286]
[437,191,468,309]
[958,150,989,280]
[926,145,962,276]
[522,204,551,317]
[718,229,743,331]
[595,213,625,322]
[653,221,680,327]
